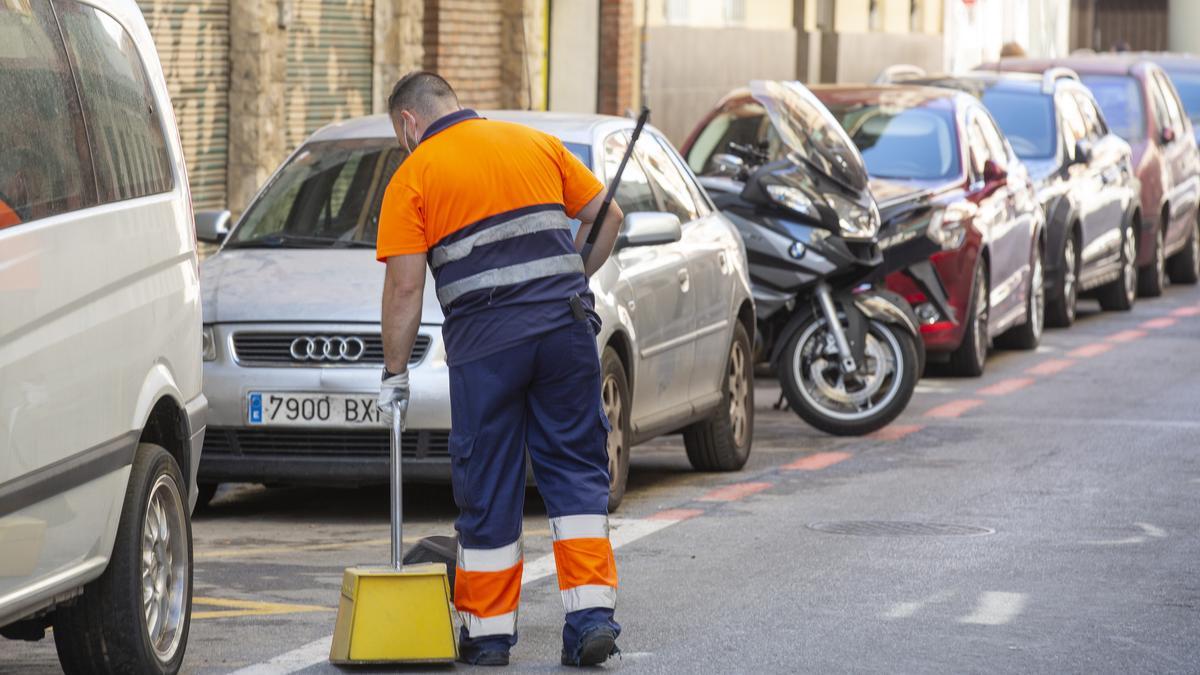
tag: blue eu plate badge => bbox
[249,393,263,424]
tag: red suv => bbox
[990,56,1200,294]
[684,85,1045,377]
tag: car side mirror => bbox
[195,209,232,243]
[616,212,682,249]
[709,153,746,178]
[1073,139,1094,165]
[982,159,1008,185]
[1161,127,1177,144]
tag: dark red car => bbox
[989,56,1200,294]
[684,85,1045,376]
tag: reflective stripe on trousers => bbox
[456,538,523,638]
[549,514,618,613]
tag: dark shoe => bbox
[458,650,510,666]
[561,626,619,667]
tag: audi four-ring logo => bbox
[289,336,367,362]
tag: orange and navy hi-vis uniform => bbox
[376,109,619,658]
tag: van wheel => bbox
[684,322,754,471]
[950,262,989,377]
[54,444,192,675]
[601,348,631,512]
[1167,216,1200,284]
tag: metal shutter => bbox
[138,0,230,210]
[286,0,375,150]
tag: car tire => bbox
[1098,221,1138,311]
[1046,230,1078,328]
[1138,224,1167,297]
[950,262,989,377]
[600,347,631,512]
[54,443,192,675]
[1167,215,1200,284]
[997,245,1044,350]
[684,322,754,471]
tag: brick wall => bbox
[598,0,635,116]
[424,0,505,109]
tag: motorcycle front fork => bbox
[815,281,858,374]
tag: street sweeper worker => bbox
[374,71,624,667]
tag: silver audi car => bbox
[194,111,755,509]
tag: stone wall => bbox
[226,0,287,215]
[598,0,636,116]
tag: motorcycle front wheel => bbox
[779,316,919,436]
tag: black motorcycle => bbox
[698,81,923,436]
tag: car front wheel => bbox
[1139,225,1167,297]
[1167,215,1200,284]
[1046,231,1078,327]
[950,262,989,377]
[54,443,192,675]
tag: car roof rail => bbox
[1042,66,1080,93]
[875,64,928,84]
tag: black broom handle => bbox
[580,107,650,268]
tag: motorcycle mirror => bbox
[710,153,746,178]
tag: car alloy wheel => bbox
[1030,253,1045,341]
[1062,237,1077,323]
[972,276,988,368]
[601,374,624,487]
[1123,230,1138,305]
[727,338,750,448]
[142,473,189,663]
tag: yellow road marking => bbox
[192,596,333,620]
[195,528,551,561]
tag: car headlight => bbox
[202,326,217,362]
[765,184,816,217]
[927,202,976,251]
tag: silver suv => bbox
[195,111,756,509]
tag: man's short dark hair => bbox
[388,71,459,119]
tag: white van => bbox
[0,1,205,672]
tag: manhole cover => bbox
[807,521,993,537]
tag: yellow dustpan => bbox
[330,402,457,664]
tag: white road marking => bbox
[882,591,953,619]
[1084,522,1167,545]
[915,382,958,394]
[236,515,692,674]
[959,592,1026,625]
[228,636,332,675]
[1035,345,1057,353]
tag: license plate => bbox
[247,392,380,426]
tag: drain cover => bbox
[807,521,993,537]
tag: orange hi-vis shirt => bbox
[376,109,605,365]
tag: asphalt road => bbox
[4,285,1200,674]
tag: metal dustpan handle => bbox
[390,401,406,570]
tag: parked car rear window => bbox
[686,103,771,175]
[981,90,1056,159]
[825,103,961,181]
[1163,70,1200,126]
[1080,75,1145,142]
[0,2,96,227]
[56,1,174,203]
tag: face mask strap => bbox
[402,113,416,154]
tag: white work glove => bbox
[377,369,411,429]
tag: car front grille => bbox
[231,332,431,367]
[202,427,450,459]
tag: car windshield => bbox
[1080,74,1145,142]
[982,89,1056,159]
[1164,69,1200,126]
[228,139,592,248]
[823,99,961,181]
